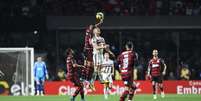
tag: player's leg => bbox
[78,82,85,101]
[152,77,157,99]
[90,54,97,83]
[104,82,109,100]
[97,65,104,83]
[108,74,113,89]
[86,60,93,81]
[128,81,137,101]
[102,73,109,99]
[120,80,129,101]
[97,54,104,83]
[35,77,40,95]
[128,88,134,101]
[70,77,85,101]
[39,77,45,96]
[85,50,94,81]
[158,76,165,98]
[104,75,113,100]
[120,86,129,101]
[89,54,98,91]
[70,77,77,101]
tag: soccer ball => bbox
[96,12,104,20]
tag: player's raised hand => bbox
[162,71,166,75]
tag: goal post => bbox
[0,47,34,96]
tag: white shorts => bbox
[93,53,104,66]
[100,73,113,83]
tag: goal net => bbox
[0,48,34,96]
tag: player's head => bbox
[66,48,74,56]
[125,41,133,51]
[37,57,42,62]
[93,27,101,36]
[104,52,110,60]
[152,49,158,57]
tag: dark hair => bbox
[66,48,73,55]
[125,41,133,49]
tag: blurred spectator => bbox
[56,68,66,81]
[115,70,121,80]
[180,66,191,80]
[1,0,201,16]
[199,71,201,79]
[168,72,176,80]
[45,0,201,16]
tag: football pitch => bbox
[0,94,201,101]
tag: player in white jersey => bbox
[100,52,114,100]
[90,27,107,90]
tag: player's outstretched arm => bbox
[162,62,167,75]
[147,61,151,76]
[44,62,49,80]
[95,19,103,27]
[73,64,85,68]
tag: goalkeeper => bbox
[34,56,49,96]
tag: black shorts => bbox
[152,76,163,83]
[122,77,133,87]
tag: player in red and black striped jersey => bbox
[83,19,103,83]
[66,48,86,101]
[84,25,94,81]
[117,41,138,101]
[147,49,167,99]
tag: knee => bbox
[159,83,163,87]
[152,81,155,86]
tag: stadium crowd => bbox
[1,0,201,17]
[46,0,201,16]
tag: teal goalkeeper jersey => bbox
[34,61,47,78]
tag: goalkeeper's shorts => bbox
[35,76,45,82]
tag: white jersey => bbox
[92,36,105,55]
[101,59,114,74]
[100,59,114,83]
[92,36,105,65]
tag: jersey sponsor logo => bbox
[177,86,201,94]
[45,81,201,95]
[152,64,159,68]
[121,70,128,73]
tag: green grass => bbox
[0,94,201,101]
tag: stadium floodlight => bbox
[0,47,34,96]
